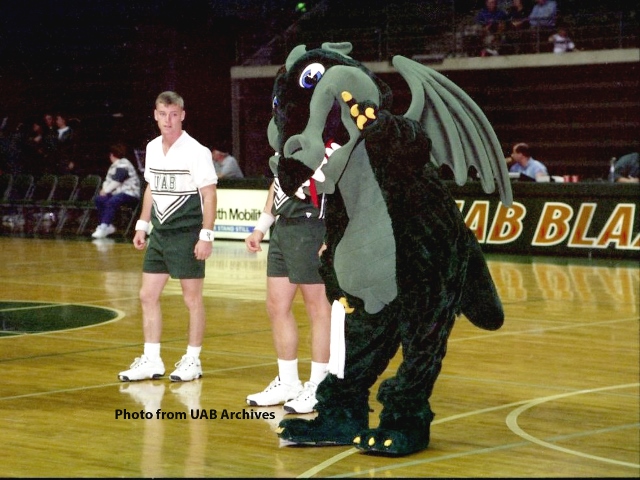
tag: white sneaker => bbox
[283,381,318,414]
[120,382,166,412]
[246,376,303,407]
[118,355,165,382]
[91,223,107,238]
[103,224,116,237]
[170,355,203,382]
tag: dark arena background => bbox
[0,1,638,478]
[1,0,637,179]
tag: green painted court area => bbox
[0,301,119,336]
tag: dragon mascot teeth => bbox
[267,42,512,457]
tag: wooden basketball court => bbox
[0,236,638,477]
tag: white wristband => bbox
[199,229,214,242]
[135,220,150,234]
[254,212,275,234]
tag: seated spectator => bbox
[91,143,141,238]
[612,152,639,183]
[508,142,549,180]
[475,0,509,56]
[211,147,244,179]
[529,0,558,53]
[548,26,576,53]
[507,0,531,29]
[529,0,557,28]
[503,0,532,54]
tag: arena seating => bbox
[0,173,141,239]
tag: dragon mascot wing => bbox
[393,55,512,206]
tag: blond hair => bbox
[155,91,184,109]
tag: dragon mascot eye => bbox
[298,62,325,88]
[270,42,511,457]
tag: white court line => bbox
[451,316,639,343]
[302,424,639,478]
[297,398,537,478]
[506,383,640,469]
[298,383,640,478]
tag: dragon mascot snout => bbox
[268,42,512,456]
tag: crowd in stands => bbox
[0,111,144,238]
[1,109,250,238]
[1,112,245,182]
[469,0,571,56]
[238,0,637,65]
[0,112,83,177]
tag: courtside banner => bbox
[215,182,638,259]
[214,188,270,241]
[448,181,639,259]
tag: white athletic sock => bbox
[186,345,201,359]
[277,358,299,385]
[310,361,329,385]
[144,342,161,361]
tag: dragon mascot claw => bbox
[268,42,512,457]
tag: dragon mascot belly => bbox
[268,42,512,456]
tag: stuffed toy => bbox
[267,42,512,457]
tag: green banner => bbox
[447,181,640,259]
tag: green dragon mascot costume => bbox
[268,42,512,456]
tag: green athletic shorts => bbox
[143,226,205,279]
[267,216,325,284]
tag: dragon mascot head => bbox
[268,42,512,457]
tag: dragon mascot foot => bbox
[354,411,433,456]
[277,406,369,446]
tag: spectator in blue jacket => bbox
[529,0,557,51]
[612,152,639,183]
[529,0,557,28]
[508,142,549,180]
[92,143,141,238]
[475,0,509,55]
